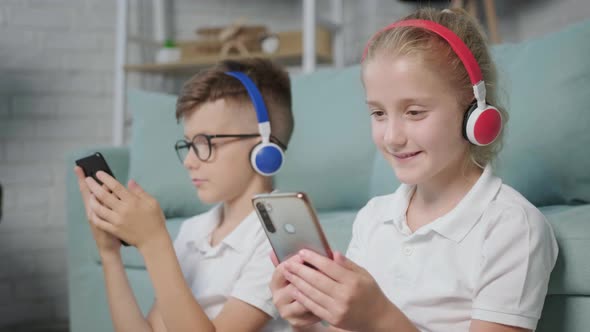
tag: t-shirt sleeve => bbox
[230,234,278,319]
[472,205,559,330]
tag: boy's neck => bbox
[219,177,274,229]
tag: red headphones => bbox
[362,19,502,146]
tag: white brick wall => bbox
[0,0,115,328]
[1,0,588,329]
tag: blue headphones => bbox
[224,71,285,176]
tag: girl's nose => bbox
[383,117,407,147]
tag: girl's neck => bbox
[415,161,482,206]
[407,160,483,232]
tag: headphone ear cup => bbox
[250,142,285,176]
[462,101,478,142]
[463,103,503,146]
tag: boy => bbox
[74,58,293,331]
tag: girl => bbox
[270,8,558,332]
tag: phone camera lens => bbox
[264,202,273,212]
[256,202,276,233]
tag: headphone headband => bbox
[224,70,285,175]
[361,19,483,86]
[225,71,270,123]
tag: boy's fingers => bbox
[127,179,150,200]
[85,177,122,211]
[74,167,92,203]
[95,171,132,201]
[73,166,84,179]
[89,195,117,223]
[90,211,118,236]
[74,167,87,188]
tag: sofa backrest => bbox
[491,19,590,207]
[127,19,590,218]
[314,18,590,209]
[275,66,381,211]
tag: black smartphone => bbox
[75,152,115,185]
[75,152,130,246]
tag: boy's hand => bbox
[74,166,121,254]
[84,170,168,252]
[284,250,397,332]
[270,254,322,328]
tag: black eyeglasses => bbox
[174,133,287,163]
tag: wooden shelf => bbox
[124,27,332,74]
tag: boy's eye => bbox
[370,110,385,118]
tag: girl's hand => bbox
[284,250,397,332]
[74,166,121,254]
[84,171,168,252]
[269,253,322,328]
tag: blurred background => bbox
[0,0,588,330]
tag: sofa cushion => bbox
[538,295,590,332]
[276,66,377,212]
[542,204,590,296]
[127,89,210,218]
[492,19,590,206]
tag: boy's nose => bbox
[183,147,201,170]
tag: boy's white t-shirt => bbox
[173,204,290,332]
[346,165,558,332]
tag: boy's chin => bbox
[195,189,221,205]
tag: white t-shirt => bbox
[346,165,558,332]
[173,205,290,332]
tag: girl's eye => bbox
[407,110,427,118]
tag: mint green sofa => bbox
[66,19,590,332]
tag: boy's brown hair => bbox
[176,58,293,147]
